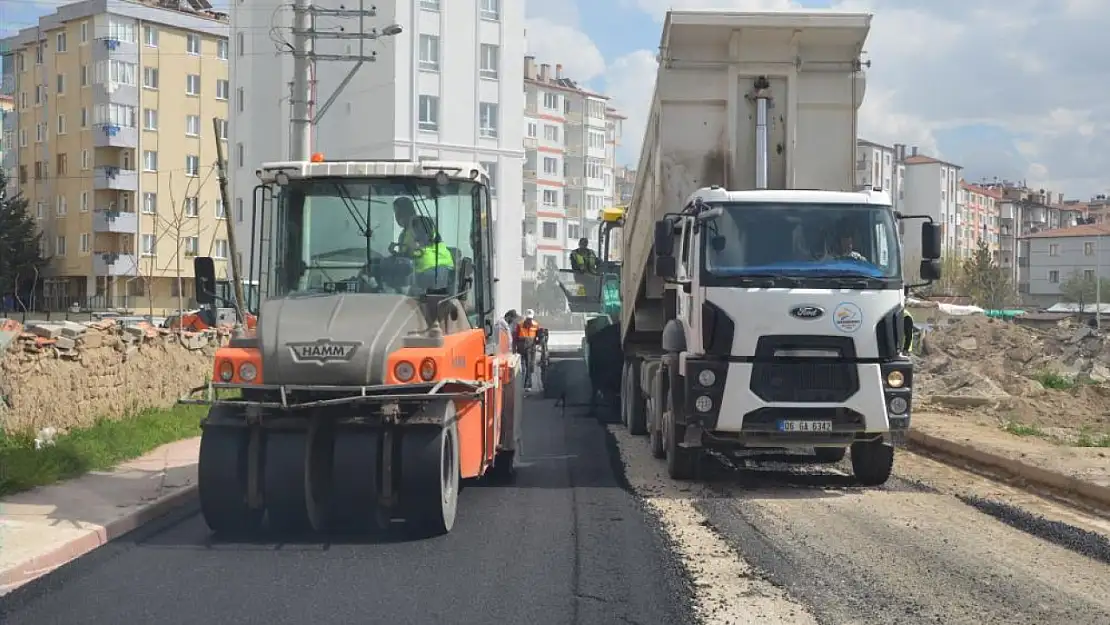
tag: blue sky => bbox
[5,0,1109,200]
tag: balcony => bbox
[93,166,138,191]
[523,168,537,180]
[92,123,138,148]
[2,112,15,131]
[523,137,538,149]
[93,252,139,276]
[92,209,138,233]
[565,111,583,125]
[93,81,139,106]
[0,73,14,96]
[565,176,584,187]
[92,36,139,62]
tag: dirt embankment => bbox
[914,316,1110,438]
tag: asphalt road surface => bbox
[0,397,693,625]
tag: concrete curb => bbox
[0,484,199,594]
[905,430,1110,512]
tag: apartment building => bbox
[1,0,230,314]
[614,165,635,205]
[854,139,906,213]
[231,0,526,313]
[1022,223,1110,307]
[521,57,623,276]
[901,151,961,274]
[956,180,1001,259]
[984,182,1084,294]
[0,95,13,174]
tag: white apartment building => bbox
[854,139,905,213]
[521,57,622,276]
[901,150,961,275]
[230,0,525,312]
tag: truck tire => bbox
[814,447,847,463]
[198,416,263,535]
[648,368,665,459]
[400,401,460,537]
[664,366,699,480]
[264,430,313,533]
[850,439,894,486]
[626,359,647,436]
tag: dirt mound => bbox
[914,316,1110,433]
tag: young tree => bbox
[1059,270,1110,313]
[958,238,1012,309]
[0,170,48,309]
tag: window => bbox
[237,143,244,167]
[1049,270,1060,283]
[480,0,500,21]
[81,22,88,43]
[418,95,439,132]
[1085,241,1095,256]
[35,85,45,104]
[143,67,158,89]
[97,59,137,86]
[216,79,229,100]
[217,39,229,60]
[185,155,200,177]
[36,123,44,142]
[56,195,68,216]
[420,0,440,9]
[216,199,227,219]
[214,239,229,259]
[56,73,65,95]
[187,34,201,55]
[81,149,89,169]
[56,236,67,256]
[19,130,26,147]
[527,122,536,138]
[568,223,580,240]
[480,161,497,196]
[57,114,66,135]
[184,236,200,256]
[142,192,157,214]
[36,45,43,65]
[141,234,156,256]
[543,92,559,110]
[80,233,90,254]
[1085,269,1096,280]
[542,157,558,175]
[186,115,200,136]
[478,102,498,138]
[184,197,199,217]
[480,44,499,79]
[236,198,244,222]
[236,32,245,57]
[145,26,158,47]
[216,119,229,140]
[143,108,157,130]
[81,64,88,86]
[56,32,67,53]
[237,87,245,112]
[107,18,137,43]
[541,221,557,239]
[143,150,158,171]
[55,153,67,175]
[186,74,200,96]
[543,124,560,142]
[542,189,558,206]
[36,201,43,219]
[418,35,439,71]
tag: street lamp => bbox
[380,24,403,37]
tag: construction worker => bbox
[570,238,600,274]
[393,197,419,255]
[830,219,867,262]
[513,309,541,389]
[409,216,455,292]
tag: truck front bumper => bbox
[681,358,912,446]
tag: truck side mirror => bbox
[654,219,675,257]
[655,256,678,279]
[921,222,942,260]
[919,258,941,282]
[194,256,217,305]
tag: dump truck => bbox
[617,10,943,484]
[180,158,523,537]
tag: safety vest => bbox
[398,229,417,253]
[413,241,454,273]
[571,249,597,271]
[515,320,539,339]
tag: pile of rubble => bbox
[0,317,228,434]
[914,315,1110,430]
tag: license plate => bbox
[777,420,833,433]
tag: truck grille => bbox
[749,335,859,403]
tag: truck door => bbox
[675,219,694,324]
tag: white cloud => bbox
[524,18,607,83]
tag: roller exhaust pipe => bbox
[753,76,772,190]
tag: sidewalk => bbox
[0,437,199,594]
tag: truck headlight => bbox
[238,362,258,382]
[889,396,908,415]
[697,369,716,387]
[694,395,713,412]
[218,360,234,382]
[394,361,415,382]
[886,370,905,388]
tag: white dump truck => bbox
[616,10,943,484]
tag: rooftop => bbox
[1022,223,1110,239]
[904,154,961,168]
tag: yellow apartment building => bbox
[1,0,230,314]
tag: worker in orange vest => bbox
[513,309,541,390]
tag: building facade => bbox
[1023,223,1110,307]
[901,151,961,273]
[231,0,526,313]
[956,181,1001,259]
[0,95,14,175]
[984,182,1084,294]
[1,0,230,313]
[521,57,622,278]
[855,138,906,213]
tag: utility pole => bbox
[213,118,247,328]
[287,0,403,160]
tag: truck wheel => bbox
[850,439,894,486]
[664,388,699,480]
[264,430,313,533]
[304,419,334,533]
[814,447,847,463]
[626,359,647,436]
[198,420,263,535]
[329,429,381,533]
[400,401,459,537]
[648,370,665,459]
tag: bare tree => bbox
[958,238,1013,309]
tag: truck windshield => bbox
[270,176,484,304]
[702,203,901,280]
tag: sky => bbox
[4,0,1109,200]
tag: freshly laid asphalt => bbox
[0,397,693,625]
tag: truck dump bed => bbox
[620,10,873,345]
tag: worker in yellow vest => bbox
[409,216,455,292]
[393,197,419,255]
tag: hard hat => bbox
[525,309,535,319]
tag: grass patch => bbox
[1002,421,1043,437]
[0,403,207,497]
[1033,370,1076,390]
[1075,432,1110,448]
